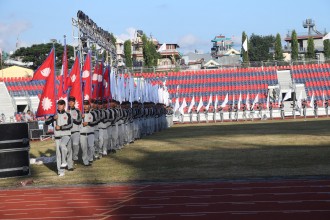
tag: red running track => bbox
[1,179,330,220]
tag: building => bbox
[283,19,328,61]
[115,38,125,67]
[157,43,181,70]
[210,35,241,67]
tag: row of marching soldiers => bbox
[46,96,173,176]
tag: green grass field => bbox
[1,118,330,188]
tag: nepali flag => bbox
[68,55,83,112]
[32,48,56,116]
[57,42,68,104]
[102,65,111,99]
[82,52,92,101]
[97,61,104,99]
[92,62,100,99]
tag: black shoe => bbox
[68,168,75,171]
[84,163,92,166]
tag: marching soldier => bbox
[280,101,285,119]
[196,108,201,123]
[314,100,318,118]
[80,100,97,166]
[90,99,101,159]
[68,96,82,169]
[45,100,72,176]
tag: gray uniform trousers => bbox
[325,107,328,117]
[303,108,307,118]
[107,125,112,151]
[109,125,117,150]
[281,110,285,119]
[67,132,79,169]
[242,111,247,121]
[314,108,318,118]
[100,128,108,155]
[118,120,125,147]
[94,130,99,156]
[55,136,70,175]
[219,112,223,122]
[234,112,238,121]
[249,111,254,121]
[80,133,92,165]
[71,132,80,161]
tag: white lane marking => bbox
[130,216,155,219]
[66,201,89,204]
[49,210,74,213]
[140,206,164,209]
[4,213,28,215]
[25,204,47,207]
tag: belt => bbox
[99,128,107,130]
[80,132,94,136]
[71,131,80,134]
[55,135,69,140]
[111,125,116,127]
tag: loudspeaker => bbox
[30,129,44,140]
[0,122,30,178]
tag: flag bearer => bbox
[45,100,72,176]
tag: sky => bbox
[0,0,330,54]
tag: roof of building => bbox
[0,66,33,78]
[184,52,213,63]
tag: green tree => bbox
[124,40,133,67]
[241,31,249,63]
[11,43,74,71]
[323,39,330,59]
[274,33,284,61]
[141,34,160,67]
[306,37,315,59]
[291,30,299,60]
[248,34,275,61]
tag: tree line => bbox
[241,30,330,63]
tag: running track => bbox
[1,179,330,220]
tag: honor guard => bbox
[249,102,254,121]
[269,102,273,120]
[233,104,238,121]
[257,103,263,120]
[45,100,72,176]
[280,101,285,119]
[302,99,307,119]
[325,99,329,117]
[242,104,247,121]
[218,106,224,122]
[212,106,216,123]
[313,100,318,118]
[228,104,233,121]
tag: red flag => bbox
[97,62,104,99]
[68,56,83,112]
[92,62,99,99]
[82,53,92,101]
[33,48,56,116]
[57,43,68,103]
[103,65,110,99]
[32,48,55,80]
[62,43,68,92]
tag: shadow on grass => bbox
[17,118,330,186]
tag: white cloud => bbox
[0,20,32,52]
[116,27,137,42]
[177,34,210,54]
